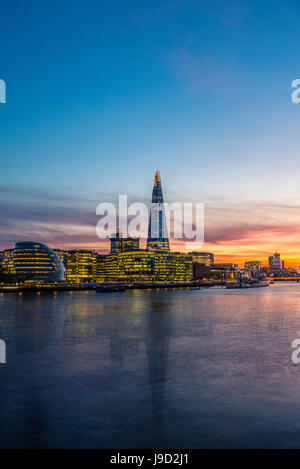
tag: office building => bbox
[244,261,261,273]
[66,250,98,283]
[213,263,239,269]
[53,249,69,269]
[13,241,65,282]
[147,170,170,252]
[103,250,192,283]
[268,251,281,269]
[110,231,139,253]
[95,253,107,282]
[0,248,15,274]
[189,252,214,267]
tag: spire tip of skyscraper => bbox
[154,169,161,186]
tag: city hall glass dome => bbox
[13,241,65,282]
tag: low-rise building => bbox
[103,250,193,283]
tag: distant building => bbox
[147,170,170,252]
[192,262,239,281]
[103,250,192,283]
[66,250,97,283]
[244,261,261,273]
[209,265,238,282]
[268,251,281,269]
[282,260,285,270]
[110,232,139,253]
[189,252,214,267]
[13,241,64,282]
[213,263,238,269]
[192,263,211,280]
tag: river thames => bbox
[1,282,300,448]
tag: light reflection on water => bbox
[1,283,300,448]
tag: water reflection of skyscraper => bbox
[145,298,170,425]
[108,291,171,425]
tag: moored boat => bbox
[226,277,270,289]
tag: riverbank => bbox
[0,280,224,293]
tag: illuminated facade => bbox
[268,251,281,269]
[189,252,214,266]
[244,261,261,273]
[13,242,65,282]
[95,254,106,282]
[110,232,139,253]
[104,250,192,283]
[66,249,98,283]
[53,249,69,270]
[0,248,15,274]
[147,170,170,252]
[209,265,238,281]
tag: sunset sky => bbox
[1,0,300,267]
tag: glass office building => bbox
[147,170,170,252]
[0,248,16,274]
[268,251,281,269]
[66,249,98,283]
[103,250,193,283]
[189,252,214,266]
[244,261,261,273]
[13,241,65,282]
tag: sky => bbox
[1,0,300,266]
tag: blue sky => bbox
[1,0,300,262]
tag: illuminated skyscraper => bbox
[268,251,281,269]
[147,170,170,252]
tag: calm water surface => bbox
[1,282,300,448]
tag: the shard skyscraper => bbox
[146,170,170,252]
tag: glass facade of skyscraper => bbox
[147,170,170,252]
[268,252,281,269]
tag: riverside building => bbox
[103,250,193,283]
[189,251,214,266]
[13,241,65,282]
[146,170,170,252]
[65,250,98,283]
[0,248,15,275]
[110,232,139,253]
[244,261,261,274]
